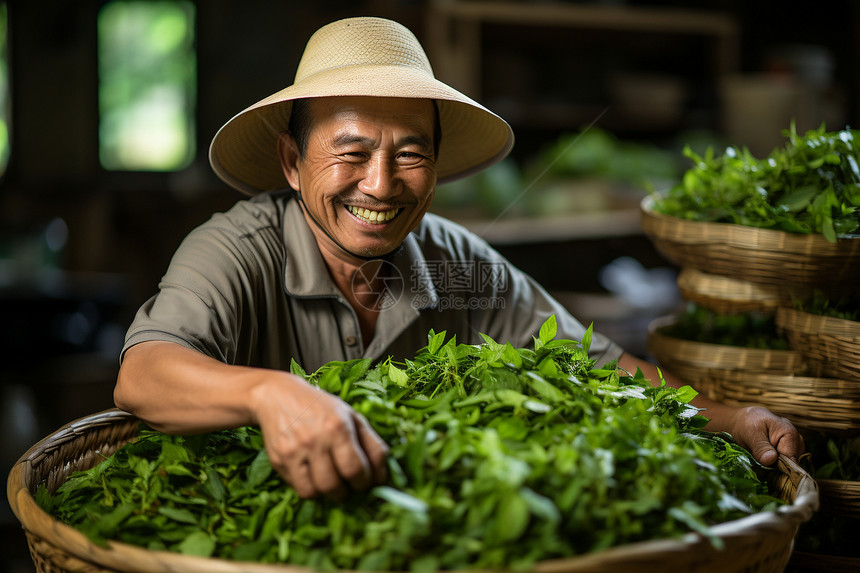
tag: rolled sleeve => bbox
[121,224,257,365]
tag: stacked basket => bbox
[641,194,860,570]
[776,304,860,571]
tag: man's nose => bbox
[357,155,400,199]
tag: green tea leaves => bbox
[387,363,409,387]
[537,315,557,347]
[41,320,781,570]
[372,486,429,514]
[656,124,860,242]
[177,530,216,557]
[156,506,198,525]
[246,450,273,489]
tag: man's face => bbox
[283,96,438,259]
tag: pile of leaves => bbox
[39,318,782,570]
[653,123,860,242]
[804,432,860,482]
[796,290,860,322]
[660,303,790,350]
[524,128,681,188]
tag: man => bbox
[115,17,802,501]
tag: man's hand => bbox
[616,353,804,466]
[725,406,804,465]
[117,342,388,501]
[250,372,389,500]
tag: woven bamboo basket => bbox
[647,316,806,376]
[702,371,860,435]
[676,268,789,316]
[775,307,860,382]
[816,478,860,519]
[640,196,860,292]
[8,409,819,573]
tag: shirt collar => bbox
[364,232,439,358]
[279,193,440,358]
[280,193,439,307]
[281,195,342,298]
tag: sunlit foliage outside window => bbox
[98,1,196,171]
[0,3,10,177]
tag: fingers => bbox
[308,448,349,501]
[353,412,390,485]
[315,412,390,497]
[275,445,351,501]
[734,406,804,466]
[327,414,374,494]
[771,419,805,462]
[750,441,779,466]
[262,390,389,500]
[282,458,315,499]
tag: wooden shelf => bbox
[424,1,738,245]
[426,0,739,106]
[434,1,737,36]
[448,208,643,245]
[484,100,688,132]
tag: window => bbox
[97,1,196,171]
[0,3,10,177]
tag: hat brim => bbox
[209,64,514,195]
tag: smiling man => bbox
[114,17,802,501]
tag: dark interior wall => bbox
[2,0,429,305]
[0,0,855,415]
[0,0,856,426]
[2,0,858,301]
[0,0,853,386]
[1,2,858,570]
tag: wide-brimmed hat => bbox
[209,16,514,195]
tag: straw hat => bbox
[209,16,515,195]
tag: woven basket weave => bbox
[8,409,819,573]
[647,317,806,376]
[816,478,860,519]
[775,307,860,382]
[640,196,860,291]
[787,477,860,572]
[703,371,860,435]
[676,268,789,316]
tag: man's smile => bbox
[346,205,402,225]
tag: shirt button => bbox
[344,335,358,347]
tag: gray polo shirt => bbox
[123,191,623,372]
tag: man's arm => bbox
[618,352,803,465]
[115,340,388,499]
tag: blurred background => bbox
[2,1,858,570]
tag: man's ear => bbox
[277,132,301,191]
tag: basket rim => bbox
[7,409,820,573]
[816,477,860,491]
[640,195,860,253]
[776,306,860,339]
[707,370,860,395]
[648,316,802,366]
[677,268,785,302]
[650,317,796,354]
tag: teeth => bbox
[348,206,399,224]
